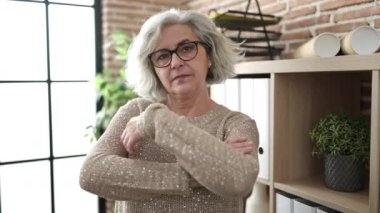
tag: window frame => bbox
[0,0,102,212]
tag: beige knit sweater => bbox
[80,98,259,213]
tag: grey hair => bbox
[126,8,240,102]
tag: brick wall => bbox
[102,0,188,69]
[187,0,380,59]
[103,0,380,65]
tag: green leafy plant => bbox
[86,31,137,142]
[310,113,370,162]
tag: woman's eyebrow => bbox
[177,39,191,44]
[155,38,193,52]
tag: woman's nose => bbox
[170,52,184,69]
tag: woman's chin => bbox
[170,86,195,97]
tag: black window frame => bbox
[0,0,103,212]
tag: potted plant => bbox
[310,113,370,192]
[86,31,137,142]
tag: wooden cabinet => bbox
[235,54,380,213]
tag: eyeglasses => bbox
[148,41,209,68]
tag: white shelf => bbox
[235,53,380,74]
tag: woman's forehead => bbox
[154,24,198,50]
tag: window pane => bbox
[51,82,96,156]
[0,83,50,162]
[0,1,47,81]
[49,5,95,80]
[0,161,51,213]
[54,157,98,213]
[49,0,94,6]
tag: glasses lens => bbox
[151,50,171,68]
[177,42,197,60]
[149,42,200,68]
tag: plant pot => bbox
[324,153,365,192]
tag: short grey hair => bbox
[126,8,240,102]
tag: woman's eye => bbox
[156,52,170,61]
[179,44,194,53]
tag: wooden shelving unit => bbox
[275,177,369,213]
[235,53,380,213]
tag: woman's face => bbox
[151,24,211,98]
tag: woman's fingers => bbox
[120,116,142,154]
[225,137,247,144]
[126,135,137,154]
[234,146,254,154]
[121,128,128,144]
[231,143,254,153]
[122,131,139,154]
[225,137,254,154]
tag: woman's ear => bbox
[206,61,214,81]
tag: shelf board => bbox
[257,177,270,186]
[235,53,380,74]
[274,176,369,213]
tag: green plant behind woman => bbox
[86,31,137,142]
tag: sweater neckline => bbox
[186,104,226,123]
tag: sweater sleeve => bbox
[139,103,260,198]
[79,99,192,201]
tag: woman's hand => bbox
[121,116,143,154]
[225,137,254,154]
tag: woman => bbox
[80,9,259,213]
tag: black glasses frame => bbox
[148,41,210,68]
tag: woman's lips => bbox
[172,74,191,81]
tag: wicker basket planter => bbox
[324,154,365,192]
